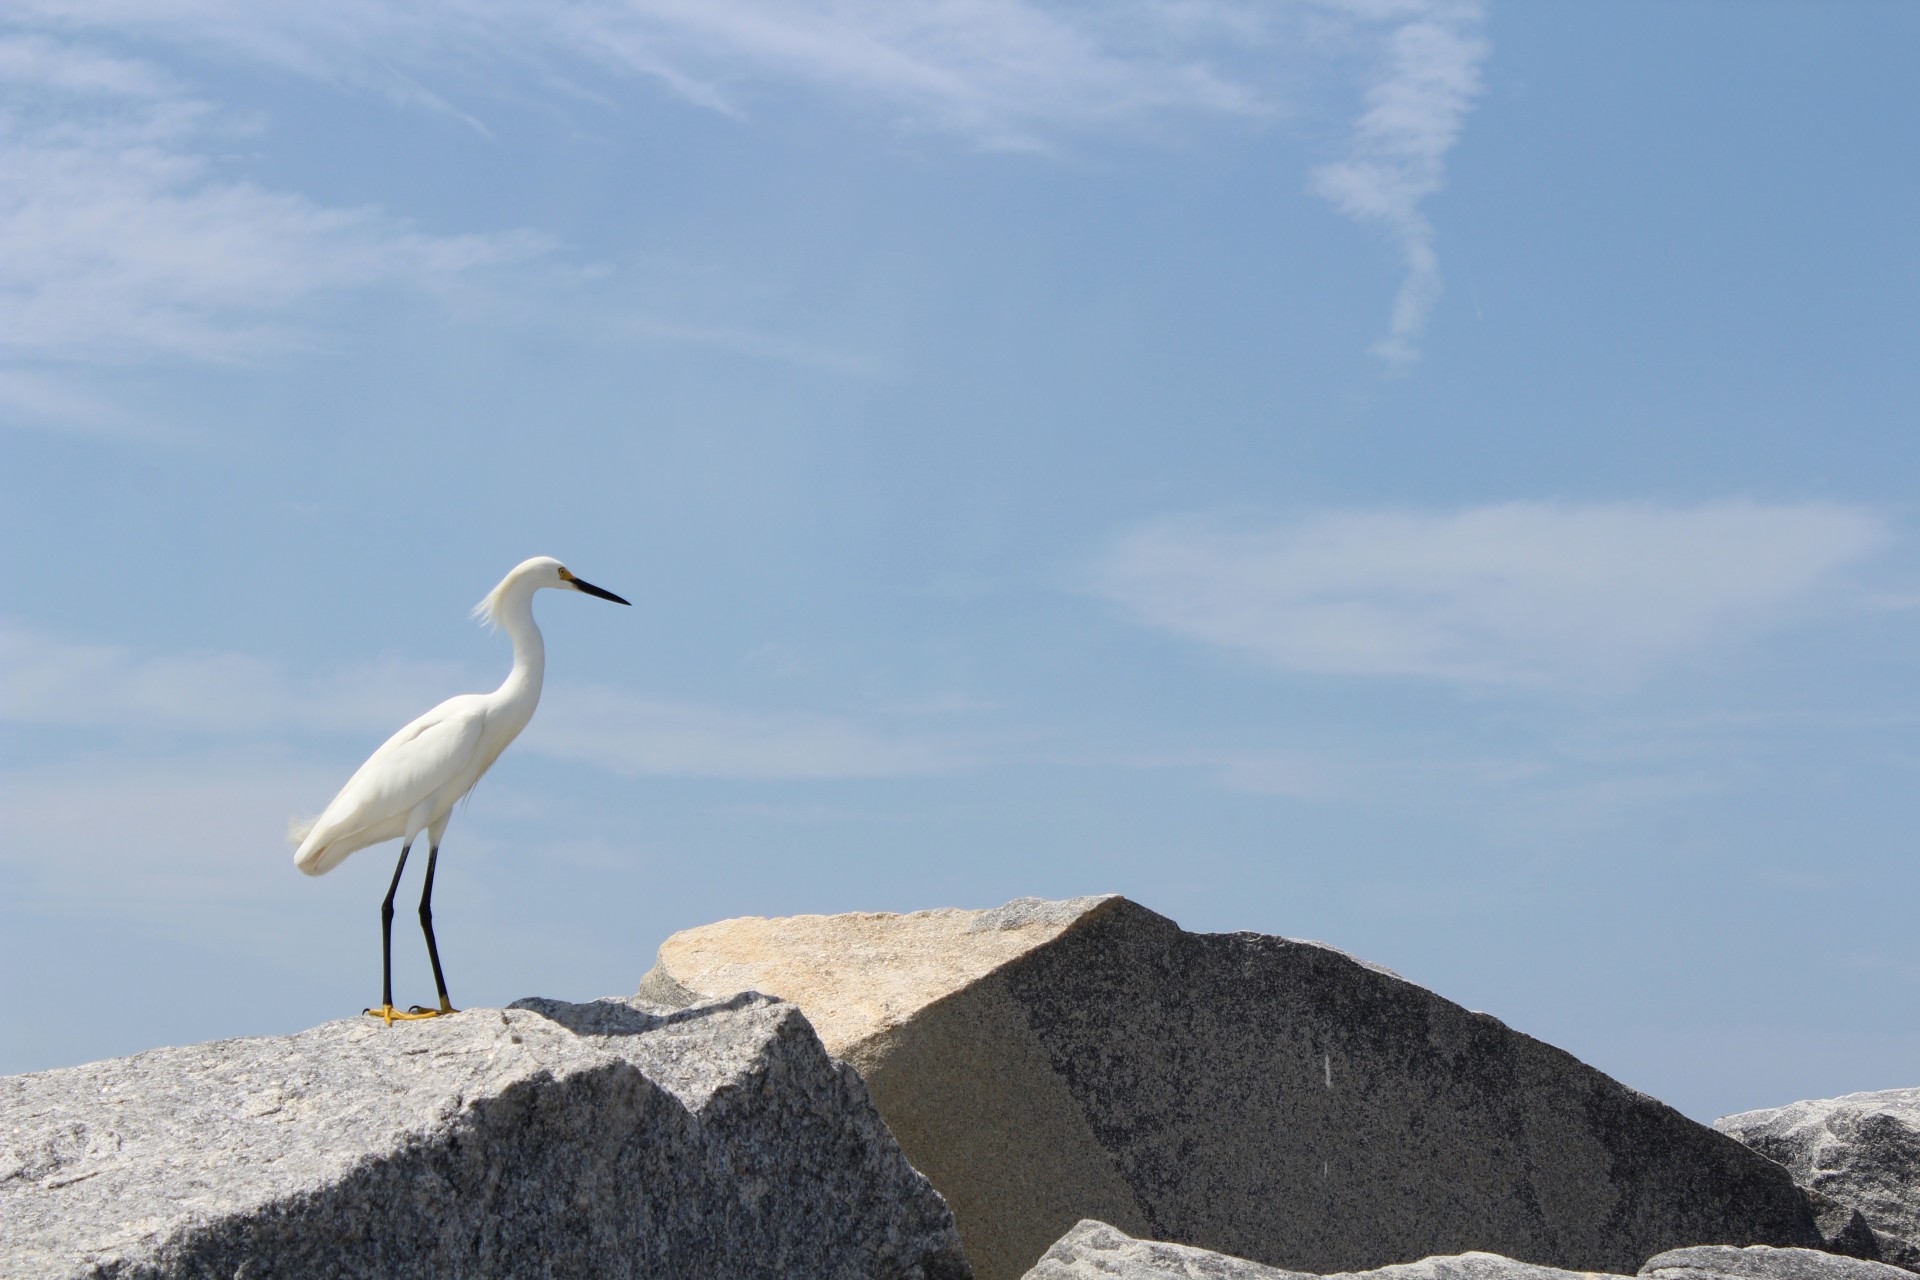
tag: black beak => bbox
[571,577,630,605]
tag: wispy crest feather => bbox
[472,579,510,630]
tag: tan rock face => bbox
[645,896,1122,1061]
[640,897,1835,1280]
[641,895,1142,1280]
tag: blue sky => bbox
[3,2,1915,1122]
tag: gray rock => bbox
[1717,1091,1920,1269]
[1022,1218,1311,1278]
[1337,1257,1632,1280]
[1021,1220,1633,1280]
[646,896,1830,1280]
[1640,1245,1916,1280]
[0,992,969,1279]
[971,897,1121,933]
[1794,1192,1910,1272]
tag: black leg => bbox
[417,844,455,1014]
[379,842,412,1012]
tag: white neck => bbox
[490,579,547,714]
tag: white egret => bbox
[290,556,629,1024]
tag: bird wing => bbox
[296,696,489,873]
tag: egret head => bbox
[474,556,630,627]
[554,563,630,604]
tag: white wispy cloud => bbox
[531,686,973,780]
[0,754,340,913]
[1204,746,1538,799]
[0,31,556,430]
[0,369,182,442]
[13,1,1276,152]
[0,30,178,98]
[1093,500,1891,691]
[1,624,973,781]
[0,38,554,365]
[1310,0,1488,366]
[0,623,470,735]
[6,3,1493,389]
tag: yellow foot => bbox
[409,1001,459,1017]
[363,1003,449,1026]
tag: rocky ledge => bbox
[0,992,968,1280]
[4,895,1912,1280]
[1717,1090,1920,1269]
[1022,1222,1919,1280]
[642,895,1839,1280]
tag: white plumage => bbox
[292,555,628,1021]
[292,695,497,876]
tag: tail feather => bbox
[290,814,342,877]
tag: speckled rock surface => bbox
[638,895,1120,1056]
[1020,1220,1636,1280]
[1717,1091,1920,1270]
[0,992,969,1280]
[1020,1218,1311,1279]
[1640,1246,1916,1280]
[645,896,1828,1280]
[1336,1255,1632,1280]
